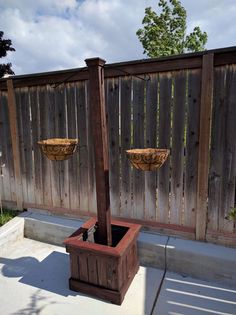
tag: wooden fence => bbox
[0,47,235,246]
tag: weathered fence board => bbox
[30,86,43,206]
[184,69,201,227]
[120,77,132,217]
[157,73,172,224]
[133,78,145,219]
[0,49,235,245]
[170,71,187,225]
[106,78,120,216]
[66,82,79,210]
[208,67,226,231]
[76,81,89,212]
[219,65,236,232]
[145,74,158,220]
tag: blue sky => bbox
[1,0,236,75]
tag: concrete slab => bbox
[153,271,236,315]
[0,238,164,315]
[0,216,24,256]
[167,237,236,288]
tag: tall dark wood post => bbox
[85,58,112,246]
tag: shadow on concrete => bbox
[0,251,77,297]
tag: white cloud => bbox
[0,0,236,75]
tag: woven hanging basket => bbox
[38,138,78,161]
[126,148,170,171]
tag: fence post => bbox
[196,53,214,240]
[85,58,112,246]
[6,79,23,210]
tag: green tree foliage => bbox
[137,0,208,58]
[0,31,15,78]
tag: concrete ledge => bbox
[167,237,236,288]
[19,211,236,288]
[24,212,84,246]
[0,215,25,255]
[138,232,168,269]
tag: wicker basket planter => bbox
[38,138,78,161]
[64,218,141,305]
[126,148,170,171]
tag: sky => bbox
[0,0,236,75]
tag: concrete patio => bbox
[0,212,236,315]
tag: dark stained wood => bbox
[64,218,141,305]
[196,53,214,240]
[184,69,201,227]
[120,77,132,217]
[6,80,23,209]
[85,58,112,246]
[145,74,158,220]
[106,78,120,216]
[133,78,145,219]
[158,72,172,224]
[170,70,187,225]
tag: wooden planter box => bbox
[64,218,141,305]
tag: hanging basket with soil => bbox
[38,138,78,161]
[126,148,170,171]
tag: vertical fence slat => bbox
[38,86,52,206]
[145,74,158,220]
[219,65,236,232]
[106,78,120,216]
[196,53,214,240]
[184,69,201,227]
[120,77,132,217]
[7,81,23,209]
[30,87,43,206]
[0,92,11,201]
[21,88,35,204]
[86,81,97,214]
[158,73,172,224]
[170,71,187,225]
[133,78,145,219]
[208,67,226,231]
[77,81,89,212]
[67,82,79,211]
[57,85,70,209]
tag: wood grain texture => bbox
[184,69,201,227]
[120,77,132,217]
[145,74,158,220]
[106,78,120,216]
[158,72,172,224]
[6,81,23,209]
[133,78,145,219]
[170,70,187,225]
[196,53,214,240]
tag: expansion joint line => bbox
[150,236,170,315]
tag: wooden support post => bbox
[6,79,23,210]
[196,53,214,240]
[85,58,112,246]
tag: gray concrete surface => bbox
[0,238,164,315]
[23,211,236,288]
[1,237,235,315]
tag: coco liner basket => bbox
[126,148,170,171]
[38,138,78,161]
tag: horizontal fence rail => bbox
[0,47,235,246]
